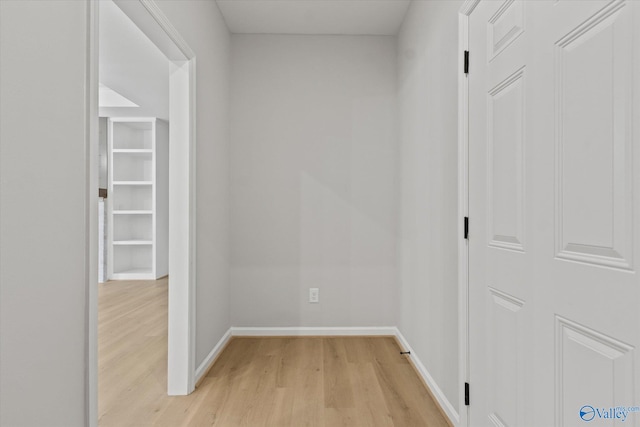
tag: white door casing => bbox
[465,1,639,426]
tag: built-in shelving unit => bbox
[107,118,168,280]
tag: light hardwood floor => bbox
[99,279,452,427]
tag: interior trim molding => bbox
[86,1,99,425]
[196,326,459,426]
[457,2,475,426]
[230,326,398,337]
[394,329,459,426]
[460,0,481,16]
[139,0,195,59]
[194,328,233,385]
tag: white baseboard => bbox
[394,328,459,426]
[194,328,232,384]
[230,326,397,337]
[196,326,458,427]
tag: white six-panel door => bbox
[467,1,639,425]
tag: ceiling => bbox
[216,0,411,35]
[99,0,169,120]
[98,0,409,121]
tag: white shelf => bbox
[112,149,153,154]
[113,268,153,275]
[113,210,153,215]
[111,269,154,281]
[113,240,153,246]
[112,181,153,186]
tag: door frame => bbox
[457,2,481,427]
[86,1,198,424]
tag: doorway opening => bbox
[89,1,197,425]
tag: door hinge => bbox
[464,217,469,240]
[464,50,469,74]
[465,382,470,406]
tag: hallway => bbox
[98,279,450,426]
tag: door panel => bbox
[488,67,526,252]
[554,0,634,269]
[488,0,524,60]
[468,1,639,426]
[487,288,525,427]
[556,316,635,426]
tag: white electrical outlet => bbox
[309,288,319,303]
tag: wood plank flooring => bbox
[99,279,451,427]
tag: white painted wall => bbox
[230,35,398,328]
[0,1,90,425]
[99,0,170,120]
[397,0,463,413]
[216,0,410,35]
[0,1,231,422]
[154,1,231,368]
